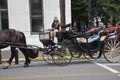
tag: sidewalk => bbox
[1,50,24,59]
[0,49,86,63]
[0,50,43,62]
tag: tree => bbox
[71,0,88,31]
[71,0,120,31]
[59,0,66,25]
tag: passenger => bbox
[98,22,106,31]
[105,23,116,33]
[115,22,120,41]
[86,22,105,42]
[80,27,86,33]
[50,17,61,43]
[85,26,98,34]
[85,22,105,34]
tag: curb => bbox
[1,56,88,63]
[1,57,44,63]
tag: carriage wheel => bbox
[70,51,82,58]
[82,49,93,61]
[52,45,72,66]
[42,49,54,64]
[103,38,120,63]
[83,47,99,61]
[89,50,102,59]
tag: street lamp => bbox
[88,0,91,28]
[60,0,65,25]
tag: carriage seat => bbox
[39,32,55,46]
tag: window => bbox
[0,0,9,30]
[30,0,43,34]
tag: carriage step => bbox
[90,49,99,52]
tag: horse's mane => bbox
[0,29,16,35]
[0,29,26,44]
[1,29,16,32]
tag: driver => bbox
[50,17,61,42]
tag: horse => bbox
[0,29,31,68]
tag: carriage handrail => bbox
[99,32,120,38]
[108,32,120,37]
[69,31,94,39]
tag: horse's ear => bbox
[27,49,39,59]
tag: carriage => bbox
[0,27,120,68]
[39,25,120,66]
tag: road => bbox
[0,58,120,80]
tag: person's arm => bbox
[59,26,61,31]
[57,23,61,31]
[51,23,55,30]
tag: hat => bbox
[54,17,58,21]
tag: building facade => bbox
[0,0,71,47]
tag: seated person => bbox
[85,26,98,34]
[115,22,120,41]
[105,23,116,33]
[50,17,61,43]
[85,22,106,42]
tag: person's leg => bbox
[50,31,54,40]
[53,29,58,37]
[53,29,59,43]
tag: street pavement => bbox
[0,58,120,80]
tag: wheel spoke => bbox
[104,38,120,63]
[52,46,72,66]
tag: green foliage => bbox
[71,0,120,27]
